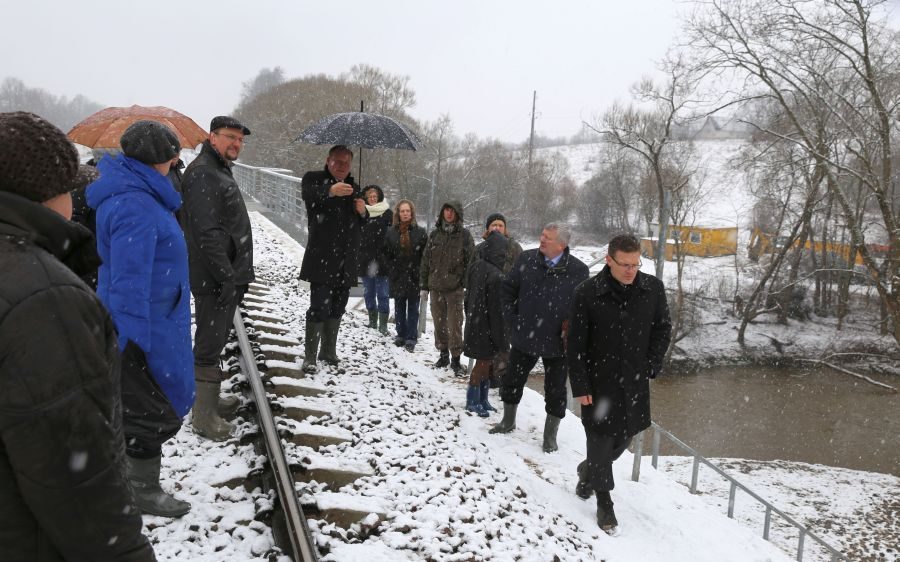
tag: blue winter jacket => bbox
[87,154,195,417]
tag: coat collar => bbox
[594,265,652,296]
[0,191,101,277]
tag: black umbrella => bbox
[296,112,423,150]
[296,109,423,185]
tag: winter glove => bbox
[217,280,236,307]
[561,319,570,354]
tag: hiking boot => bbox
[126,455,190,518]
[596,491,618,534]
[542,414,562,453]
[489,403,518,434]
[575,460,593,500]
[367,310,378,329]
[394,336,405,347]
[434,350,450,368]
[302,321,322,373]
[405,340,416,352]
[450,355,464,376]
[192,380,234,441]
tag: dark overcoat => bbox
[463,232,509,359]
[382,222,427,298]
[567,266,672,439]
[299,167,364,287]
[0,192,155,562]
[181,141,255,294]
[500,247,589,358]
[357,209,392,277]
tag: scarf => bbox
[399,221,412,254]
[366,200,390,217]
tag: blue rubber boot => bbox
[479,380,496,412]
[465,385,489,417]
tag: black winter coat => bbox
[0,192,155,562]
[357,208,392,277]
[463,232,509,359]
[382,222,427,298]
[501,247,589,358]
[567,267,672,439]
[181,141,255,294]
[299,168,365,287]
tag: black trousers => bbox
[306,283,350,323]
[193,285,247,374]
[498,347,568,418]
[579,431,632,492]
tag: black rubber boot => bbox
[378,312,389,335]
[434,350,450,368]
[596,491,619,534]
[367,310,378,329]
[575,460,593,500]
[126,455,191,517]
[488,402,518,434]
[318,318,341,365]
[302,321,322,373]
[542,414,562,453]
[394,336,405,347]
[192,378,234,441]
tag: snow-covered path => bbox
[143,211,892,561]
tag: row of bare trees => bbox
[572,0,898,351]
[0,77,102,132]
[232,65,577,236]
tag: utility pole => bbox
[524,90,536,226]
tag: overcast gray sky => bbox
[1,0,682,142]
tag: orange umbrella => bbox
[67,105,208,150]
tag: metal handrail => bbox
[232,309,319,562]
[631,422,846,561]
[233,162,308,245]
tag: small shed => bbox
[644,223,739,261]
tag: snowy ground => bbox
[142,212,897,561]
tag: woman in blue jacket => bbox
[87,121,194,517]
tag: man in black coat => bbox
[568,233,671,534]
[181,115,254,441]
[299,145,367,372]
[491,223,590,454]
[0,112,156,561]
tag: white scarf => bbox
[366,200,390,217]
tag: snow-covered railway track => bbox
[226,282,382,561]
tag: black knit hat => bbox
[120,120,181,165]
[0,111,79,203]
[485,212,507,230]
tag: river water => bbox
[527,364,899,476]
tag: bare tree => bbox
[587,57,698,279]
[686,0,900,346]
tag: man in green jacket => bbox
[420,201,475,374]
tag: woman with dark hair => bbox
[358,184,393,334]
[382,199,427,351]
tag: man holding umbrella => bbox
[300,145,367,373]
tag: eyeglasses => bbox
[215,131,246,144]
[609,255,642,271]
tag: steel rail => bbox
[232,309,319,562]
[632,422,846,561]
